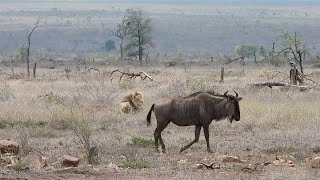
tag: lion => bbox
[119,91,144,114]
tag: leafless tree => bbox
[276,29,308,73]
[105,15,130,61]
[26,17,45,77]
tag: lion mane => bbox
[119,91,143,113]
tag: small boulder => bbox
[309,157,320,168]
[272,160,282,166]
[193,163,205,169]
[62,155,79,167]
[177,159,187,164]
[23,151,47,170]
[0,139,19,155]
[107,162,120,170]
[222,155,242,163]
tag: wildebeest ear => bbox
[236,97,243,101]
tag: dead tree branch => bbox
[251,82,315,91]
[26,17,44,78]
[88,68,100,74]
[111,69,153,83]
[224,55,245,65]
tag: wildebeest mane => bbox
[183,90,216,98]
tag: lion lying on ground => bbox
[119,91,143,113]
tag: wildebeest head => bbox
[223,91,242,123]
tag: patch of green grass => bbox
[12,162,29,171]
[122,158,150,169]
[262,146,296,155]
[0,120,47,129]
[131,136,154,148]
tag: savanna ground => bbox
[0,61,320,179]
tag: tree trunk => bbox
[11,59,14,75]
[138,45,143,66]
[27,33,31,77]
[120,38,124,61]
[220,67,224,82]
[254,50,257,64]
[290,66,297,85]
[33,62,37,78]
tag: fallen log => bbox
[251,82,315,91]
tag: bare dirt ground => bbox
[1,63,320,179]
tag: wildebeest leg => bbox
[203,125,212,153]
[154,121,170,153]
[179,125,202,153]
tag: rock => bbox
[1,153,19,167]
[263,155,277,165]
[107,162,119,170]
[241,163,256,172]
[177,159,187,164]
[193,163,205,169]
[62,155,79,167]
[222,155,242,163]
[309,157,320,168]
[272,160,282,166]
[23,151,47,169]
[0,139,19,155]
[288,163,295,167]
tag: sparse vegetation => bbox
[262,146,297,155]
[122,157,150,169]
[0,1,320,179]
[11,161,29,171]
[0,120,47,129]
[131,136,154,148]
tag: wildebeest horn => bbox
[234,91,238,98]
[224,91,228,96]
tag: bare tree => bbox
[278,29,308,73]
[125,9,152,66]
[108,16,129,61]
[26,17,44,77]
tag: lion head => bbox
[120,91,143,113]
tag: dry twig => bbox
[111,69,153,83]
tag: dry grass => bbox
[1,65,320,179]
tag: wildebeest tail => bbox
[146,104,155,126]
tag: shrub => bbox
[0,83,15,101]
[70,110,99,164]
[12,161,29,171]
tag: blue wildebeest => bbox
[146,91,242,153]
